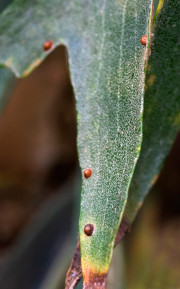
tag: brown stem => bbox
[65,241,82,289]
[114,218,130,246]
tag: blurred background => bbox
[0,45,80,289]
[0,3,180,288]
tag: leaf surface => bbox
[0,0,153,287]
[124,0,180,223]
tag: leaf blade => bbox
[73,1,153,286]
[124,0,180,223]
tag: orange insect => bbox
[141,34,154,46]
[140,35,148,46]
[43,40,53,51]
[84,168,92,179]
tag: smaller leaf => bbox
[124,0,180,223]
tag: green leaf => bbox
[124,0,180,223]
[77,2,153,286]
[0,0,153,287]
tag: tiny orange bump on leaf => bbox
[140,35,148,46]
[84,224,94,236]
[43,40,53,51]
[84,168,92,179]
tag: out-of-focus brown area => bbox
[125,132,180,289]
[158,133,180,223]
[0,46,77,252]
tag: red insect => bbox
[43,40,53,51]
[140,35,148,46]
[84,168,92,179]
[84,224,94,236]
